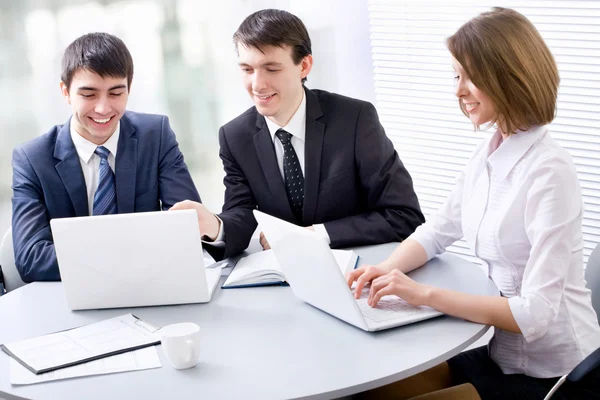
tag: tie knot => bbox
[94,146,111,160]
[275,129,292,145]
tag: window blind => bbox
[368,0,600,263]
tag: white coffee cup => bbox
[159,322,201,369]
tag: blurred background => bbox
[2,0,598,262]
[0,0,376,235]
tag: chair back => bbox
[544,245,600,399]
[0,227,26,292]
[586,243,600,321]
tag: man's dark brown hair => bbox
[233,9,312,83]
[61,32,134,91]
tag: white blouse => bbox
[410,126,600,378]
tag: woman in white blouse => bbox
[349,7,600,400]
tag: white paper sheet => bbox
[10,346,161,385]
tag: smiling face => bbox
[452,57,496,128]
[237,43,312,127]
[60,68,129,145]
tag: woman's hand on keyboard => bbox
[367,269,431,308]
[347,264,392,299]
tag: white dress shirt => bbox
[410,126,600,378]
[70,123,120,215]
[264,93,307,180]
[263,91,330,243]
[218,92,330,245]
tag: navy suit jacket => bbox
[11,111,200,282]
[211,88,425,260]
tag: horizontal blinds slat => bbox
[369,1,600,263]
[374,90,600,112]
[371,31,600,42]
[370,19,600,32]
[373,45,600,59]
[418,205,600,229]
[369,1,600,8]
[408,167,460,180]
[397,161,464,175]
[583,195,600,207]
[372,36,600,48]
[378,112,600,138]
[378,101,600,123]
[375,100,600,123]
[370,22,600,35]
[369,2,600,13]
[380,115,474,130]
[411,173,600,196]
[395,155,468,169]
[373,62,600,77]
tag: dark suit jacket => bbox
[212,88,425,260]
[11,111,200,282]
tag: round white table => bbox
[0,243,498,400]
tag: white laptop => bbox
[254,210,443,331]
[50,210,221,310]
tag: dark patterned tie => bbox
[275,129,304,222]
[93,146,118,215]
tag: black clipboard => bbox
[1,314,160,375]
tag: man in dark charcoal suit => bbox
[172,9,424,260]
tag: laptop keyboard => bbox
[354,288,436,323]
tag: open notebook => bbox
[222,249,359,288]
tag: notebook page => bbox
[223,250,283,286]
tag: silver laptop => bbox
[51,210,221,310]
[254,210,443,331]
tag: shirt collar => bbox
[264,90,306,142]
[70,120,121,164]
[486,125,548,181]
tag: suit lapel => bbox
[253,114,296,221]
[115,114,137,214]
[54,119,89,216]
[302,88,325,225]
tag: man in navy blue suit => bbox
[11,32,206,282]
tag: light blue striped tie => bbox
[93,146,117,215]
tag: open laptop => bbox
[254,210,443,331]
[50,210,221,310]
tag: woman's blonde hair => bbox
[447,7,559,134]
